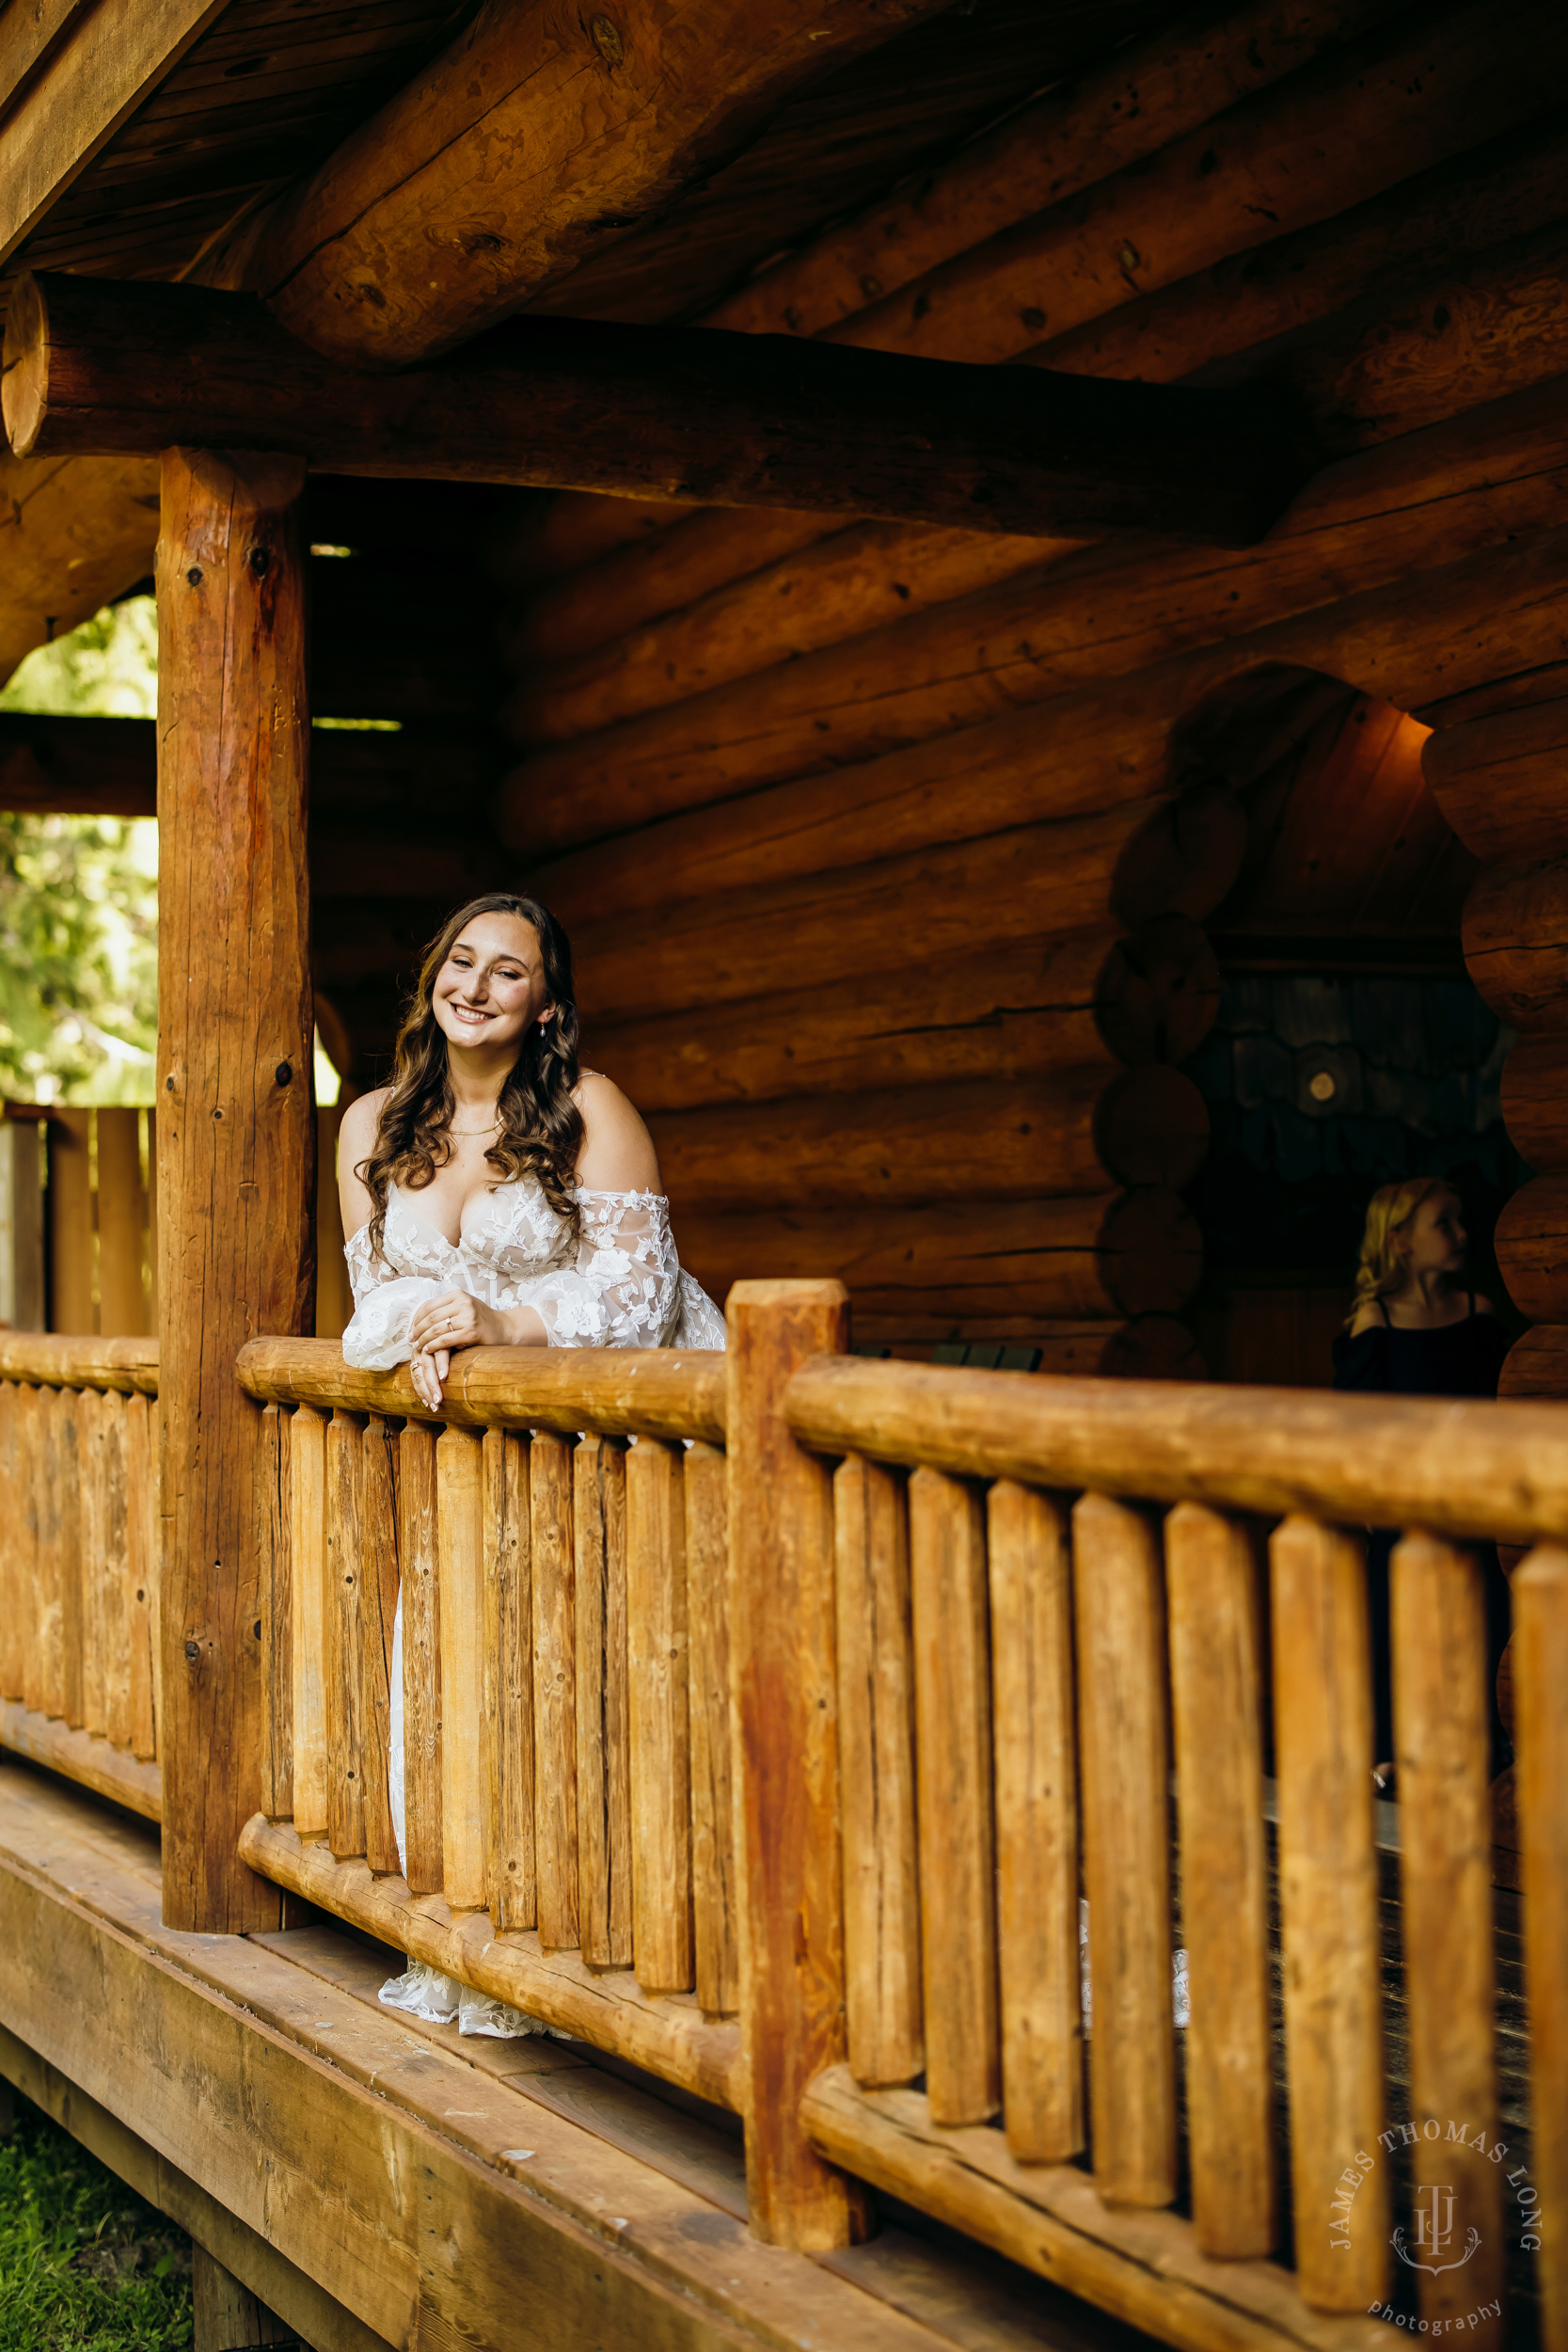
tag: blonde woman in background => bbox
[1333,1177,1512,1789]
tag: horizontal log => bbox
[0,711,157,816]
[710,0,1401,343]
[234,1339,724,1444]
[0,450,157,691]
[1495,1176,1568,1321]
[854,1316,1205,1379]
[800,2068,1389,2352]
[3,273,1308,547]
[588,921,1218,1114]
[0,1334,158,1392]
[1497,1326,1568,1400]
[1417,658,1568,729]
[1501,1033,1568,1173]
[1032,106,1568,415]
[1462,856,1568,1029]
[499,378,1568,848]
[0,1703,162,1820]
[239,1817,744,2110]
[504,519,1068,739]
[0,712,508,828]
[490,494,699,595]
[1424,694,1568,861]
[650,1069,1209,1215]
[571,799,1241,1023]
[826,0,1567,372]
[676,1190,1203,1322]
[505,102,1568,702]
[239,0,949,369]
[780,1357,1568,1547]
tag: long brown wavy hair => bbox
[357,894,582,1267]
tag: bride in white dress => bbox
[336,892,724,2035]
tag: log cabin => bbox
[2,1,1568,2347]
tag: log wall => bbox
[486,0,1568,1362]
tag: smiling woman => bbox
[335,894,724,2038]
[337,893,723,1414]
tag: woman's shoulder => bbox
[339,1085,390,1152]
[574,1070,661,1192]
[1346,1297,1386,1337]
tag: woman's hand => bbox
[406,1291,508,1410]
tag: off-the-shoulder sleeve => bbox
[530,1192,721,1350]
[341,1223,450,1369]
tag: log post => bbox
[726,1278,869,2249]
[156,447,314,1933]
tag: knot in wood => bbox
[185,566,202,586]
[183,1639,199,1661]
[589,13,624,62]
[275,1060,293,1087]
[248,545,271,578]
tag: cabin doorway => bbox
[1175,668,1526,1389]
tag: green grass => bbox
[0,2091,193,2349]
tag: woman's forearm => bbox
[495,1305,548,1348]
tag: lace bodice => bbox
[341,1177,725,1365]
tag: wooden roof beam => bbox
[222,0,952,368]
[4,272,1314,548]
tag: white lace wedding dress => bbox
[341,1174,725,2034]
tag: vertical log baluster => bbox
[990,1479,1081,2162]
[910,1465,999,2126]
[0,1385,23,1702]
[1271,1514,1387,2311]
[157,449,312,1930]
[56,1385,84,1728]
[96,1108,149,1337]
[1166,1502,1274,2255]
[531,1430,578,1949]
[835,1453,922,2088]
[1073,1491,1175,2208]
[101,1391,131,1754]
[686,1438,738,2018]
[437,1425,485,1913]
[18,1388,44,1718]
[1514,1543,1568,2352]
[360,1417,400,1875]
[326,1408,366,1857]
[256,1402,292,1821]
[728,1279,867,2249]
[289,1404,329,1838]
[125,1391,157,1760]
[483,1428,533,1931]
[35,1387,62,1720]
[1391,1533,1503,2343]
[575,1432,630,1966]
[399,1421,442,1893]
[627,1435,693,1994]
[79,1388,107,1738]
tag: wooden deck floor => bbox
[0,1760,1160,2352]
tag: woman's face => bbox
[431,914,553,1057]
[1401,1189,1467,1281]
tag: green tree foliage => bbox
[0,602,158,1105]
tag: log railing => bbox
[232,1337,743,2111]
[784,1348,1568,2352]
[0,1334,161,1819]
[0,1289,1530,2349]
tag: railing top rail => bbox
[236,1336,725,1445]
[784,1355,1568,1546]
[0,1334,158,1394]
